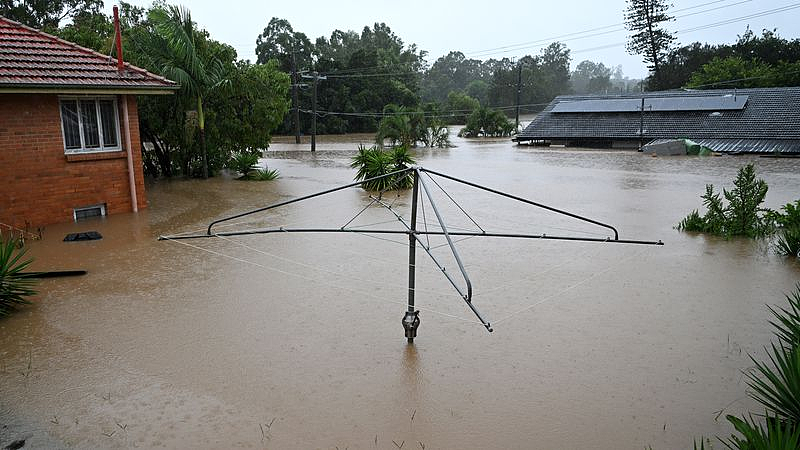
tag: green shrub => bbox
[746,343,800,425]
[228,151,260,178]
[420,123,451,148]
[458,106,515,138]
[689,285,800,449]
[774,201,800,229]
[677,165,773,238]
[351,145,416,191]
[722,415,800,449]
[0,237,37,317]
[248,168,280,181]
[375,104,451,148]
[775,227,800,258]
[725,164,770,237]
[768,285,800,350]
[769,201,800,258]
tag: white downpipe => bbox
[122,94,138,212]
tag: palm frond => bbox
[746,342,800,423]
[0,238,37,317]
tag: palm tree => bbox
[148,5,228,178]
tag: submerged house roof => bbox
[0,16,177,94]
[517,87,800,154]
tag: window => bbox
[59,98,121,153]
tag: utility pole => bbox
[515,62,522,132]
[639,96,645,151]
[302,72,326,152]
[291,52,301,144]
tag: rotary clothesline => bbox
[162,232,644,328]
[160,166,663,341]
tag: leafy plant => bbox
[688,285,800,449]
[725,165,770,237]
[0,237,37,317]
[458,106,515,138]
[351,145,416,191]
[745,343,800,425]
[774,201,800,229]
[775,228,800,258]
[375,104,451,148]
[677,165,773,238]
[249,168,280,181]
[721,414,800,449]
[768,285,800,350]
[770,201,800,258]
[229,151,260,178]
[419,123,451,148]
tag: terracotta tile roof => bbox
[0,16,177,91]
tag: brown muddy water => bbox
[2,130,800,449]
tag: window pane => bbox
[98,100,118,148]
[80,100,100,148]
[60,101,81,150]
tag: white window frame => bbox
[59,96,122,154]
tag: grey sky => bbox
[110,0,799,79]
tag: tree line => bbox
[623,0,800,90]
[2,0,798,178]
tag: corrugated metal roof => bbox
[0,16,177,91]
[518,87,800,153]
[647,138,800,154]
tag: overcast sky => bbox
[108,0,799,79]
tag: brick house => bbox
[0,16,177,230]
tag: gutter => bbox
[0,85,178,95]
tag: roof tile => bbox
[0,16,177,91]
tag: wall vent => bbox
[73,203,106,221]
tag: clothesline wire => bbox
[493,247,650,325]
[162,236,481,324]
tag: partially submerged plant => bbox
[458,106,515,138]
[228,151,279,181]
[772,201,800,258]
[249,168,280,181]
[228,151,260,178]
[0,237,37,317]
[351,145,416,191]
[677,164,774,238]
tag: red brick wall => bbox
[0,93,147,229]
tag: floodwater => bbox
[2,128,800,449]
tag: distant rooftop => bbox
[517,87,800,154]
[0,16,177,93]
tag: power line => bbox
[680,67,800,89]
[299,102,552,119]
[465,0,752,57]
[313,2,793,81]
[563,3,800,58]
[298,63,800,120]
[325,71,419,79]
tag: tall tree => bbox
[255,18,314,71]
[571,60,612,94]
[147,5,229,179]
[624,0,675,89]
